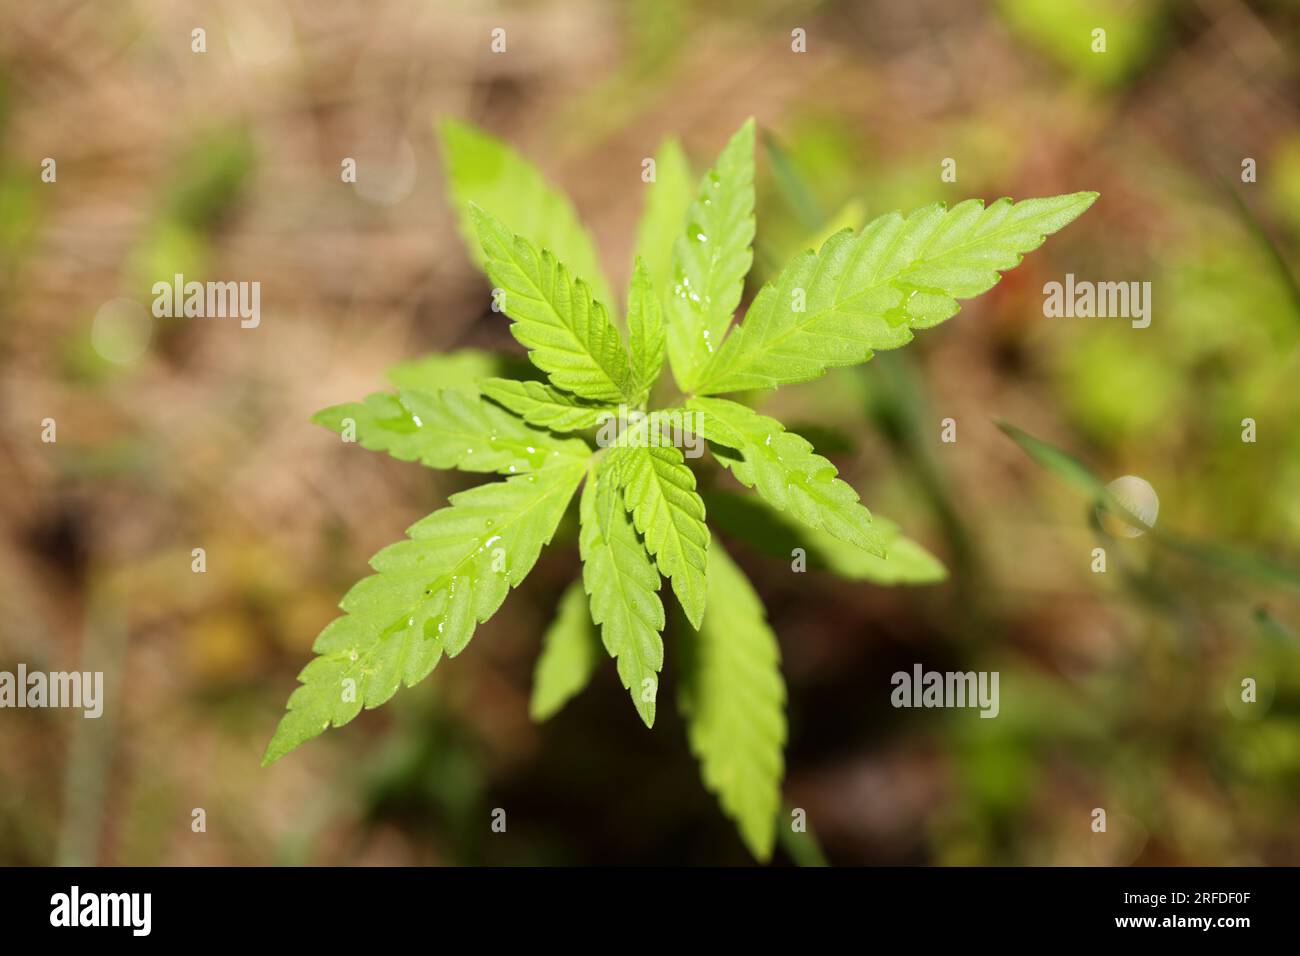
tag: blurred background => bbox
[2,0,1300,866]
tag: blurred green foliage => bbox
[127,127,256,299]
[997,0,1169,88]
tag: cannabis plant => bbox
[264,117,1095,860]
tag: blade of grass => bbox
[998,420,1300,591]
[761,130,824,233]
[1217,175,1300,327]
[1252,606,1296,645]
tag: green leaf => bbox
[679,541,786,861]
[313,388,589,474]
[632,138,693,295]
[664,119,755,392]
[530,581,602,721]
[264,461,587,764]
[844,520,946,584]
[704,490,946,585]
[480,378,617,432]
[627,258,666,397]
[385,348,507,396]
[606,444,709,629]
[690,397,886,556]
[472,205,635,404]
[697,192,1099,394]
[578,467,665,727]
[439,118,613,306]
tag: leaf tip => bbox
[527,698,555,723]
[467,201,504,251]
[684,600,706,632]
[433,114,462,141]
[747,832,776,863]
[1073,190,1101,213]
[260,734,289,768]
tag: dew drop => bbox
[1098,475,1159,538]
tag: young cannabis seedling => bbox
[264,116,1096,860]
